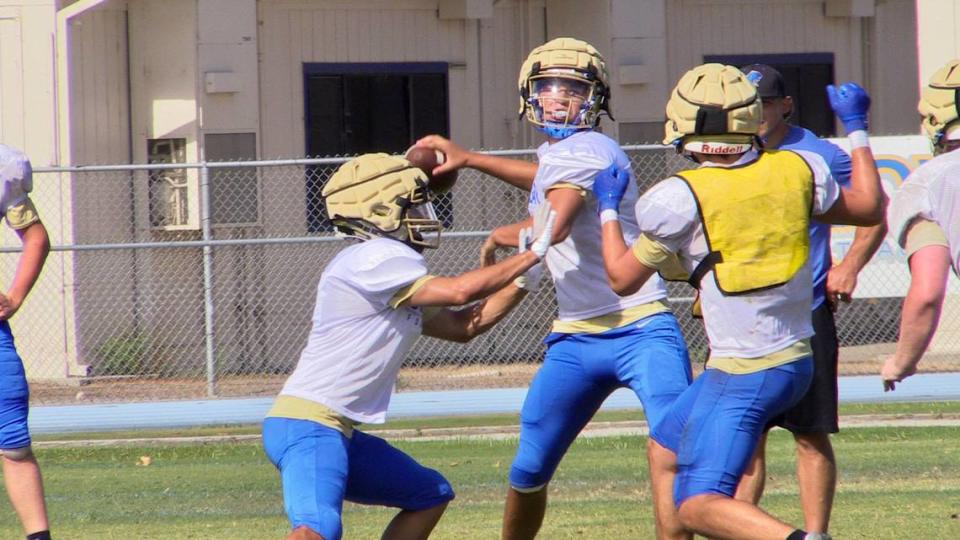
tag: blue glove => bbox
[827,82,871,133]
[593,164,630,213]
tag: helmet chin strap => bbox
[538,123,587,139]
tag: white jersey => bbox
[0,145,33,213]
[888,149,960,275]
[529,130,668,321]
[278,238,428,424]
[634,150,841,358]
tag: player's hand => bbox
[827,82,871,133]
[514,226,544,292]
[592,164,630,213]
[529,202,558,259]
[480,232,500,267]
[881,355,917,392]
[415,135,470,177]
[826,262,858,312]
[0,292,22,321]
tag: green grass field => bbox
[2,404,960,538]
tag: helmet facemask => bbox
[525,72,598,139]
[401,188,442,249]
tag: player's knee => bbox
[508,461,550,492]
[426,471,456,506]
[0,445,34,462]
[291,508,341,540]
[794,432,834,457]
[286,524,325,540]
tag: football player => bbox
[883,59,960,390]
[733,64,887,537]
[416,38,693,540]
[592,64,884,540]
[0,144,52,540]
[262,153,556,540]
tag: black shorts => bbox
[768,302,839,434]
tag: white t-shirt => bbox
[634,150,841,358]
[529,130,668,321]
[278,238,428,424]
[888,149,960,275]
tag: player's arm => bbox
[421,283,526,343]
[409,204,556,307]
[591,165,658,295]
[818,83,886,226]
[825,220,887,306]
[416,135,537,190]
[0,220,50,320]
[599,220,657,295]
[480,185,582,264]
[881,244,951,390]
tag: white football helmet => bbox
[919,59,960,154]
[518,37,612,139]
[664,63,762,156]
[322,153,442,249]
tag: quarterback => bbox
[417,38,692,540]
[262,153,555,540]
[593,64,884,540]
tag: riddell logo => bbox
[693,142,747,154]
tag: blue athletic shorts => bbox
[651,357,814,506]
[509,312,692,489]
[262,417,454,540]
[0,321,30,451]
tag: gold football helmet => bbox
[517,37,612,138]
[322,153,441,248]
[919,59,960,153]
[664,63,761,155]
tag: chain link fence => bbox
[13,143,960,405]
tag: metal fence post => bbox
[200,163,217,397]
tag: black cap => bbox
[740,64,786,99]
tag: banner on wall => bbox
[828,135,958,298]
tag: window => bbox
[303,63,452,233]
[148,138,194,229]
[205,133,259,226]
[703,53,836,137]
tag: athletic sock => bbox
[786,531,807,540]
[26,531,51,540]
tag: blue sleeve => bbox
[830,145,852,188]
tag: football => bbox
[404,145,458,194]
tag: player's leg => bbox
[503,334,616,540]
[262,417,350,540]
[783,304,840,532]
[343,431,454,540]
[615,313,693,540]
[733,432,768,504]
[666,360,814,539]
[2,448,49,536]
[0,340,49,538]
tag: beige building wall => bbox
[916,0,960,88]
[663,0,919,136]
